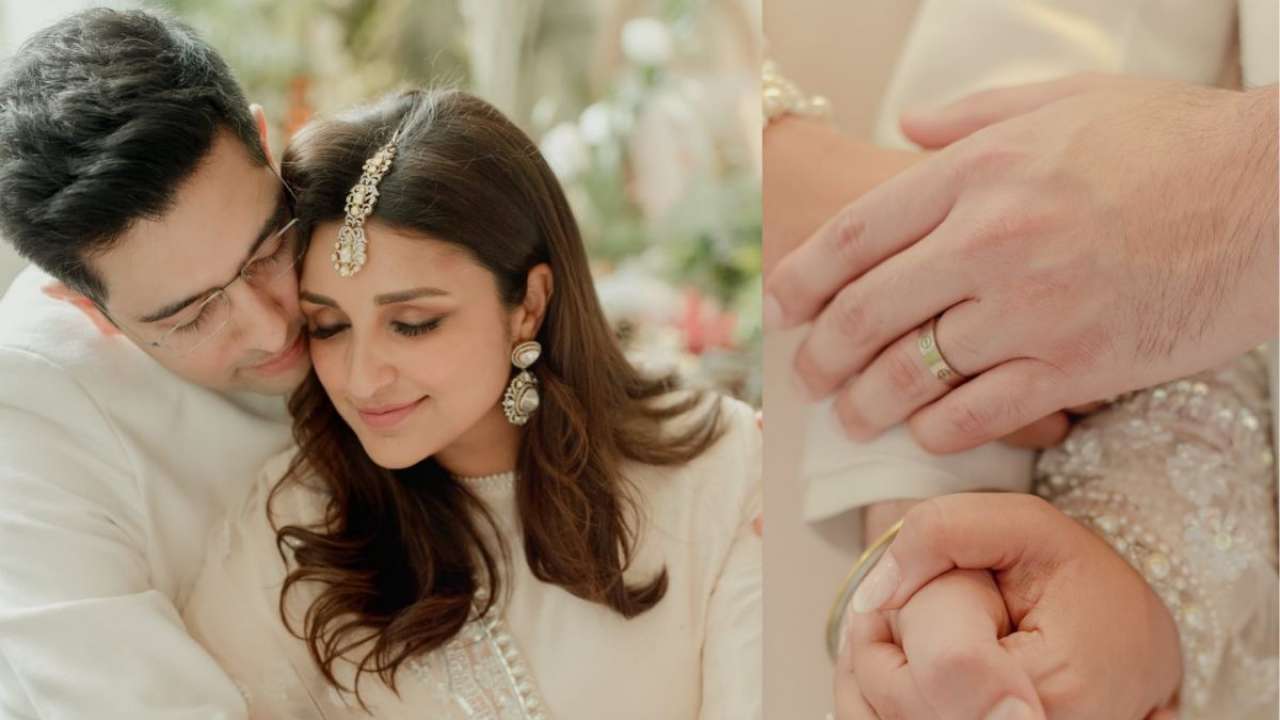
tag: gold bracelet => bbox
[825,518,903,660]
[763,60,832,124]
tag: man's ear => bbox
[41,283,121,337]
[250,103,275,167]
[513,264,554,341]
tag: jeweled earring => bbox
[502,340,541,426]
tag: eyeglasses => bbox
[145,214,302,358]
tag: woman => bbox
[182,88,761,719]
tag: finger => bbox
[834,617,883,720]
[849,492,1069,615]
[846,610,937,719]
[907,358,1070,454]
[832,303,983,439]
[900,74,1107,149]
[764,150,963,332]
[999,412,1071,449]
[791,223,971,400]
[1066,401,1106,415]
[897,570,1044,720]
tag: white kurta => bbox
[182,395,763,720]
[0,267,293,719]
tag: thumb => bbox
[850,494,1068,614]
[900,73,1107,149]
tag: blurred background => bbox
[0,0,762,402]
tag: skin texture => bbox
[52,108,313,395]
[845,494,1182,720]
[299,219,550,475]
[768,75,1279,454]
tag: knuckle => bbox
[943,398,999,440]
[830,209,868,270]
[958,205,1047,260]
[830,288,871,342]
[956,140,1024,182]
[884,343,927,399]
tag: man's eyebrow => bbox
[136,192,291,324]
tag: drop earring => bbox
[502,340,541,426]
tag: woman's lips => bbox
[251,333,306,376]
[356,397,426,430]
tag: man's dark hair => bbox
[0,8,266,302]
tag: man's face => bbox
[89,130,311,394]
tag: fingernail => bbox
[985,697,1035,720]
[851,552,899,613]
[763,293,783,331]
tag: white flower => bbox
[539,122,589,180]
[622,17,672,67]
[578,102,613,145]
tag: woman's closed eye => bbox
[306,317,444,341]
[392,317,443,337]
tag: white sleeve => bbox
[699,406,762,720]
[0,359,247,719]
[873,0,1238,149]
[801,401,1035,522]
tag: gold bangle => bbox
[825,518,904,660]
[763,60,832,124]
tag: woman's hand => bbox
[845,493,1182,720]
[767,75,1279,454]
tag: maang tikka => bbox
[502,341,541,426]
[332,128,401,277]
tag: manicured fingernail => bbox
[851,552,898,613]
[985,697,1035,720]
[763,293,783,331]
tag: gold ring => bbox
[826,518,904,660]
[917,316,966,388]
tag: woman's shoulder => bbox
[635,390,761,512]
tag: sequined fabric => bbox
[1036,349,1278,718]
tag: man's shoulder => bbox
[0,267,182,410]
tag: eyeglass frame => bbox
[96,168,303,358]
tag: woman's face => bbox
[298,219,519,469]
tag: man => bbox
[0,9,310,718]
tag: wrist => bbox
[862,498,921,545]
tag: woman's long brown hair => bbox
[274,88,724,699]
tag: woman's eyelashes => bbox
[392,317,443,337]
[306,316,445,340]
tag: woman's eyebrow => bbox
[374,287,450,305]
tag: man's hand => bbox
[846,493,1182,720]
[766,75,1279,453]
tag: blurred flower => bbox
[578,102,613,145]
[621,17,672,67]
[539,122,590,180]
[629,90,712,219]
